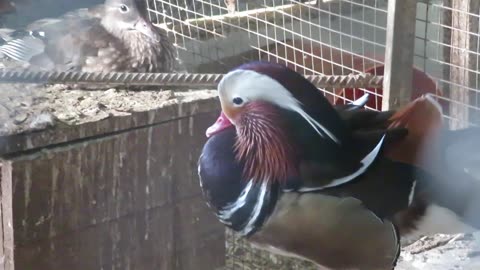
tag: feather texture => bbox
[0,0,179,72]
[235,101,298,184]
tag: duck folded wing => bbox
[0,29,45,63]
[0,9,102,70]
[0,0,177,73]
[285,96,406,189]
[251,192,400,270]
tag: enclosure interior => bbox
[145,0,480,266]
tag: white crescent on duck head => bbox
[212,61,350,144]
[207,61,384,187]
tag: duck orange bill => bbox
[206,111,233,137]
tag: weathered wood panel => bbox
[382,0,417,110]
[9,126,174,244]
[175,229,225,270]
[1,96,225,269]
[15,206,175,270]
[1,162,14,270]
[0,163,4,269]
[448,0,480,128]
[0,96,218,156]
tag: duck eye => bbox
[119,4,129,13]
[232,97,244,106]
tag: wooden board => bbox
[0,89,218,156]
[1,94,225,270]
[448,0,480,128]
[1,162,13,270]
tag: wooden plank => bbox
[175,232,225,270]
[174,196,225,252]
[448,0,480,129]
[0,95,219,156]
[172,112,222,200]
[442,0,452,117]
[0,162,3,270]
[7,111,218,243]
[1,162,13,270]
[4,108,224,270]
[14,206,175,270]
[382,0,417,110]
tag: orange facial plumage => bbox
[234,101,298,183]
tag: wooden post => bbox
[448,0,480,129]
[442,0,452,116]
[1,162,14,270]
[382,0,418,111]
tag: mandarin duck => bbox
[198,61,480,270]
[0,0,179,72]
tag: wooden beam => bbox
[448,0,480,129]
[442,0,453,117]
[382,0,418,111]
[0,93,218,156]
[0,163,3,270]
[1,162,13,270]
[2,110,224,270]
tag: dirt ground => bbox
[0,82,217,136]
[397,233,480,270]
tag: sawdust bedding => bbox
[0,78,217,137]
[226,229,480,270]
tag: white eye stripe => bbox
[218,69,340,143]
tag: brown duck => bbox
[0,0,179,72]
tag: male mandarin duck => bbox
[0,0,179,72]
[198,61,480,270]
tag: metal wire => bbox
[0,69,383,88]
[414,0,480,128]
[147,0,388,109]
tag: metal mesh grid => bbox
[146,0,389,110]
[414,0,480,128]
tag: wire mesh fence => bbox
[146,0,390,110]
[145,0,480,123]
[414,0,480,128]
